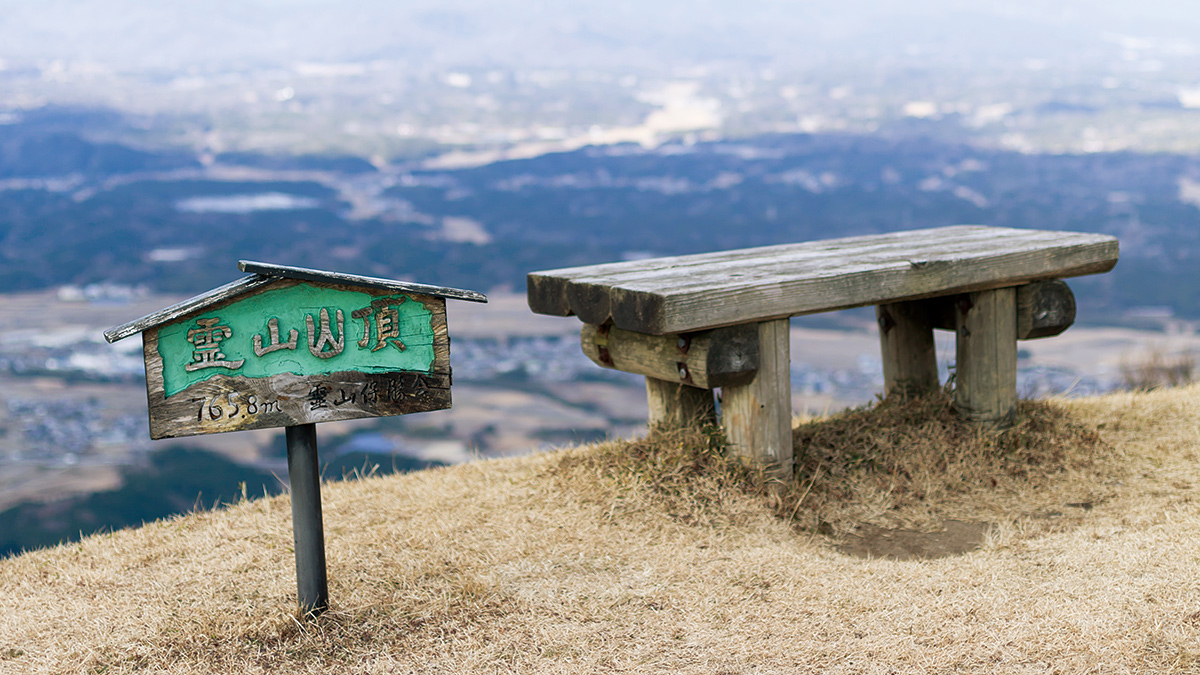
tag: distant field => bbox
[0,289,1196,512]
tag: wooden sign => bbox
[106,262,487,439]
[106,261,486,617]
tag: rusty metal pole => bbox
[286,423,328,616]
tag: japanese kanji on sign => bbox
[105,261,487,616]
[105,261,485,439]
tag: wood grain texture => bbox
[526,226,1118,334]
[239,260,487,303]
[719,319,793,475]
[645,377,717,430]
[921,281,1076,340]
[142,280,452,439]
[109,264,485,345]
[580,323,758,389]
[1016,280,1076,340]
[105,275,275,343]
[954,288,1017,425]
[877,301,940,397]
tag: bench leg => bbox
[877,301,940,397]
[954,288,1017,425]
[645,377,717,430]
[720,319,793,475]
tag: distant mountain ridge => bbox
[0,107,1196,319]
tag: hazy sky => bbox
[2,0,1199,71]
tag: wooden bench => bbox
[527,225,1119,474]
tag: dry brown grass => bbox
[1120,347,1197,391]
[788,388,1111,534]
[2,384,1200,673]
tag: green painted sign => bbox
[156,283,436,397]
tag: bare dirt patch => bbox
[836,520,991,560]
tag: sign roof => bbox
[104,261,487,343]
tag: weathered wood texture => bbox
[953,288,1018,424]
[580,323,758,389]
[105,275,276,343]
[527,226,1117,335]
[645,377,717,430]
[143,280,452,439]
[876,301,940,397]
[107,263,485,345]
[1015,280,1076,340]
[720,319,793,473]
[238,260,487,303]
[923,280,1076,340]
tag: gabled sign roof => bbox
[104,261,487,343]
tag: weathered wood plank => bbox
[645,377,717,430]
[953,288,1017,425]
[580,323,758,389]
[567,281,615,326]
[105,275,275,343]
[110,264,485,345]
[526,227,1001,318]
[527,226,1118,334]
[145,364,452,439]
[621,234,1113,334]
[239,260,488,303]
[529,227,997,320]
[877,301,940,397]
[720,319,792,474]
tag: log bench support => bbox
[954,288,1018,424]
[534,226,1118,472]
[720,319,793,471]
[582,320,791,470]
[876,300,940,398]
[875,279,1076,424]
[584,279,1081,468]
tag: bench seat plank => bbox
[528,226,1118,335]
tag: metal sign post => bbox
[286,423,328,614]
[105,261,486,617]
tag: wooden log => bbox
[526,271,576,317]
[567,280,615,326]
[876,301,940,397]
[1016,280,1076,340]
[720,319,793,474]
[954,288,1017,425]
[580,323,758,389]
[925,280,1076,340]
[646,377,717,430]
[527,226,1118,335]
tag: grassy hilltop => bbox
[2,384,1199,673]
